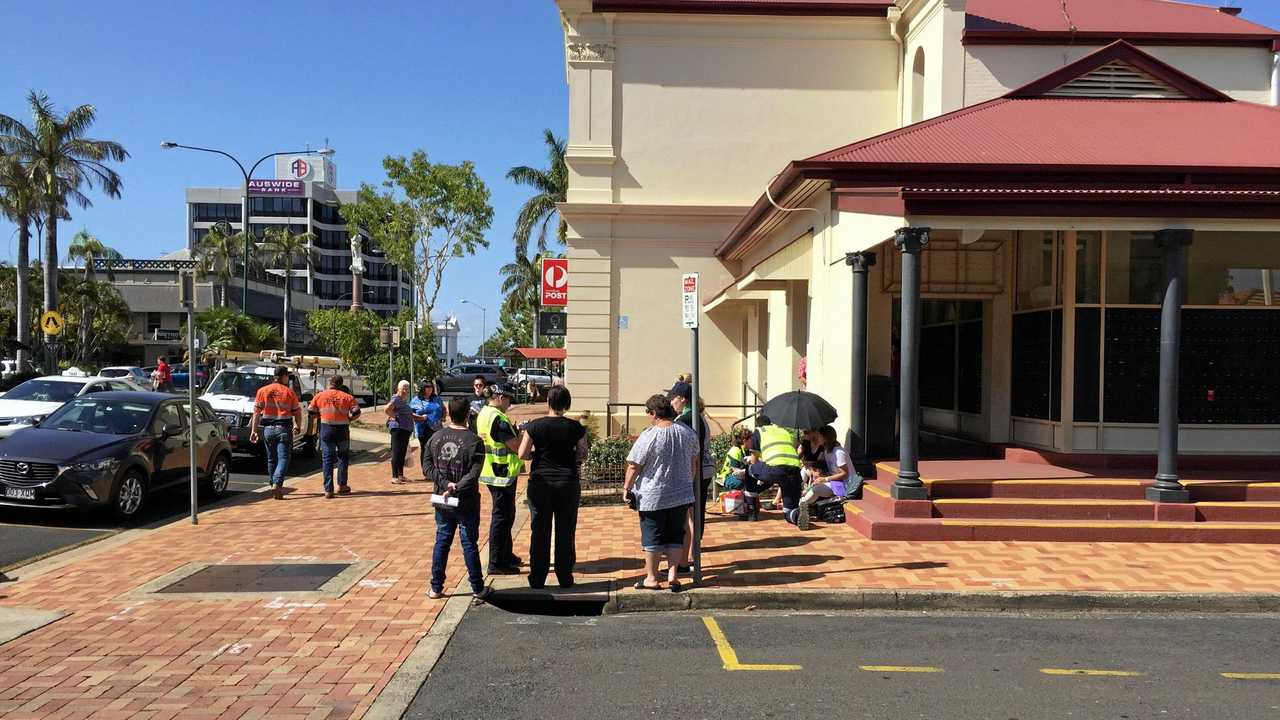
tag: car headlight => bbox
[10,415,47,427]
[64,457,119,474]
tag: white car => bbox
[99,366,153,386]
[201,364,318,456]
[511,367,561,389]
[0,374,149,439]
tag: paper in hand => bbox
[431,494,459,508]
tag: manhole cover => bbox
[156,563,351,593]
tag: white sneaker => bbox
[797,502,810,530]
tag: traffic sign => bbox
[541,258,569,307]
[380,325,401,349]
[681,273,699,329]
[40,310,65,336]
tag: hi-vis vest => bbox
[758,426,802,468]
[719,445,747,480]
[478,405,523,488]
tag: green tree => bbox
[0,152,38,368]
[0,92,128,333]
[507,129,567,258]
[194,221,248,307]
[67,229,121,282]
[61,279,130,366]
[190,307,282,354]
[306,307,383,368]
[258,226,317,354]
[342,150,493,320]
[0,261,43,360]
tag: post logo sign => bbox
[289,158,311,179]
[682,273,699,329]
[541,258,569,307]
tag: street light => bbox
[461,299,487,360]
[160,142,334,312]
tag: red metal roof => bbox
[965,0,1278,45]
[593,0,891,16]
[515,348,567,361]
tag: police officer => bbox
[477,385,524,574]
[746,414,803,524]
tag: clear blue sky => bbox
[0,1,568,354]
[4,1,1280,353]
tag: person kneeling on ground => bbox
[718,427,751,495]
[794,425,851,530]
[426,396,490,601]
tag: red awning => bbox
[515,348,566,361]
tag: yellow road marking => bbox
[701,617,801,672]
[860,665,943,673]
[1041,668,1143,677]
[1222,672,1280,680]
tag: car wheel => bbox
[111,469,147,521]
[204,454,231,499]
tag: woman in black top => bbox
[517,385,589,589]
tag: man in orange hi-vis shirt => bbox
[249,366,303,500]
[309,376,362,498]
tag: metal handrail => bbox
[742,382,764,410]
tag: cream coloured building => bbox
[551,0,1280,489]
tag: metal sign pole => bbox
[691,325,702,585]
[180,272,198,525]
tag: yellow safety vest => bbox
[478,405,523,487]
[758,425,802,468]
[719,445,747,480]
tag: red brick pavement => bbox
[3,456,1280,719]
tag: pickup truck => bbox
[200,364,318,456]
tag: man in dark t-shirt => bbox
[426,396,488,600]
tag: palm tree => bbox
[506,129,567,258]
[0,91,128,332]
[67,229,121,282]
[194,221,247,307]
[498,251,542,313]
[0,152,37,369]
[259,226,317,354]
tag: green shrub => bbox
[583,434,633,483]
[709,431,733,471]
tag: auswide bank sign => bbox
[247,179,304,197]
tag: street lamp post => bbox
[160,142,333,313]
[461,300,487,360]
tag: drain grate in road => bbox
[156,563,352,594]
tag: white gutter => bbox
[1272,47,1279,106]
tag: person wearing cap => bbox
[249,366,304,500]
[309,375,361,498]
[668,381,714,571]
[477,385,524,574]
[410,380,444,477]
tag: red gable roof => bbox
[966,0,1278,46]
[592,0,891,16]
[717,41,1280,257]
[516,348,567,361]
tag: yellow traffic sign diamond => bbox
[40,310,65,336]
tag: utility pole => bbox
[180,270,199,525]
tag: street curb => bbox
[605,588,1280,615]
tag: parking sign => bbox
[682,273,699,329]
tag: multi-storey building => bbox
[184,154,412,318]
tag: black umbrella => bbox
[759,390,838,430]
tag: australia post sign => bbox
[247,179,304,197]
[541,258,569,307]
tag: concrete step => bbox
[931,497,1155,521]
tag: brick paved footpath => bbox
[3,453,1280,720]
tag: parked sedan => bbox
[511,367,561,389]
[436,364,509,394]
[0,374,149,438]
[0,392,232,521]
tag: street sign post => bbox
[380,326,401,399]
[681,272,702,584]
[179,270,199,526]
[405,321,416,389]
[39,310,65,336]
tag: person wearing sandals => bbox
[622,394,699,592]
[518,386,590,589]
[425,396,489,601]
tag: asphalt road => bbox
[407,607,1280,720]
[0,438,380,572]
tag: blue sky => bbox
[4,1,1280,353]
[0,1,568,353]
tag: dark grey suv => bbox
[0,392,233,521]
[436,364,510,394]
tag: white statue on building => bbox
[350,233,365,275]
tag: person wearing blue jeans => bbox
[320,425,350,495]
[425,396,489,600]
[262,425,292,490]
[249,366,303,500]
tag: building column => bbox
[845,251,876,477]
[1147,229,1193,503]
[892,227,930,500]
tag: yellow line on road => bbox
[701,617,801,672]
[1222,672,1280,680]
[1041,668,1143,677]
[860,665,943,673]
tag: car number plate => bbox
[4,486,35,500]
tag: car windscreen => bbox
[3,379,82,403]
[206,371,272,398]
[42,397,153,434]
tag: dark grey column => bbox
[845,251,876,478]
[892,227,930,500]
[1146,229,1193,504]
